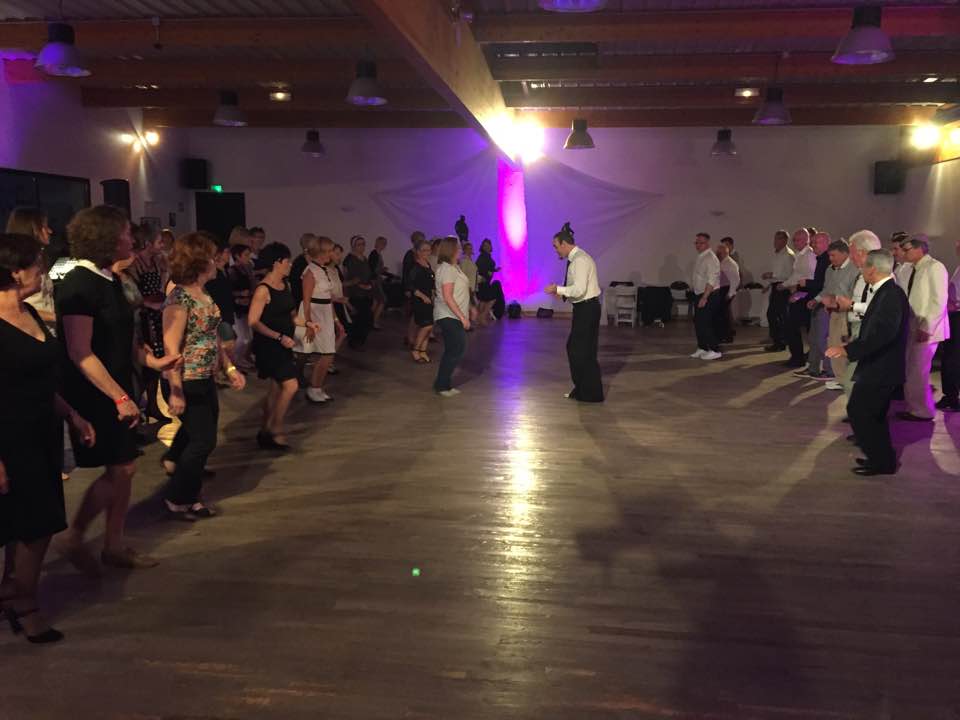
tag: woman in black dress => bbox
[342,235,374,349]
[0,233,95,643]
[127,222,169,422]
[248,242,318,451]
[56,206,180,573]
[406,238,435,363]
[368,236,388,330]
[475,238,499,326]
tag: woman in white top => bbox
[433,237,471,396]
[297,236,342,403]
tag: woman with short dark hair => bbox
[248,242,318,450]
[342,235,374,349]
[0,233,95,643]
[5,207,55,326]
[56,206,180,572]
[475,238,498,326]
[407,238,435,363]
[161,233,245,520]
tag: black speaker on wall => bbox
[873,160,906,195]
[100,178,131,217]
[180,158,209,190]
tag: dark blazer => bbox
[846,278,909,385]
[805,251,830,300]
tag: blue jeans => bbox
[434,318,467,392]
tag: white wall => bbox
[0,64,188,229]
[899,158,960,269]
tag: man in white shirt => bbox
[936,237,960,411]
[783,228,818,367]
[834,230,883,399]
[762,229,795,352]
[689,232,722,360]
[891,231,913,287]
[545,222,603,403]
[715,242,740,344]
[896,235,950,421]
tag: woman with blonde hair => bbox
[296,236,342,403]
[433,237,471,396]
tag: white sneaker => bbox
[700,350,722,361]
[306,388,331,403]
[825,380,844,391]
[438,388,461,397]
[690,349,705,359]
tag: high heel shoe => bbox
[256,430,291,452]
[5,608,64,644]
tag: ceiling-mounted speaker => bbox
[873,160,905,195]
[100,179,130,217]
[180,158,209,190]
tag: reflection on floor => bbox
[5,317,960,720]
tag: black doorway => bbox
[195,191,245,246]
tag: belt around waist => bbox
[310,298,332,305]
[574,296,600,305]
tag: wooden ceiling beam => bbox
[0,17,376,52]
[81,58,426,88]
[503,83,960,110]
[351,0,511,148]
[473,6,960,44]
[82,86,449,112]
[142,108,468,129]
[524,106,939,127]
[491,52,960,84]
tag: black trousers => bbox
[434,318,467,392]
[767,286,790,346]
[712,292,734,343]
[164,378,219,505]
[346,296,373,348]
[693,290,723,352]
[942,312,960,401]
[785,298,811,361]
[848,382,897,471]
[567,298,603,402]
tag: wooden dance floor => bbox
[4,317,960,720]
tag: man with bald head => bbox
[782,227,818,367]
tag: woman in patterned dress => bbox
[161,233,245,521]
[128,223,169,421]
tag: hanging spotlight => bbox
[119,133,136,145]
[563,118,595,150]
[346,60,387,107]
[909,124,941,150]
[538,0,607,11]
[269,90,292,102]
[35,22,91,77]
[831,5,894,65]
[753,87,791,126]
[213,90,247,127]
[301,129,326,157]
[144,130,160,146]
[711,128,737,156]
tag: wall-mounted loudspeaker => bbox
[100,178,131,216]
[873,160,905,195]
[180,158,209,190]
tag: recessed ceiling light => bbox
[149,84,159,90]
[923,76,939,83]
[735,87,759,98]
[135,83,148,90]
[131,54,143,61]
[269,90,292,102]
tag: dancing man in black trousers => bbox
[545,223,604,403]
[826,249,909,476]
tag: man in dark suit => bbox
[827,249,909,476]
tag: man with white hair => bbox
[896,234,950,421]
[783,228,817,367]
[833,230,884,397]
[827,249,909,476]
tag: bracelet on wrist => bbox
[225,364,238,374]
[114,394,130,406]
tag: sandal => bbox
[5,607,64,644]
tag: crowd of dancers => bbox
[0,206,498,644]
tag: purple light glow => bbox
[497,157,529,302]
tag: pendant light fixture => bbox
[831,5,894,65]
[346,60,387,107]
[35,22,91,77]
[301,129,325,157]
[538,0,606,11]
[711,128,737,156]
[753,87,791,126]
[213,90,247,127]
[563,118,595,149]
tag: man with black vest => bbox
[827,249,909,476]
[545,222,603,403]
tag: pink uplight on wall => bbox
[497,157,528,302]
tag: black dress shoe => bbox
[846,434,859,445]
[855,457,869,466]
[783,358,806,368]
[841,416,850,424]
[935,397,959,411]
[896,411,933,422]
[764,344,786,352]
[852,465,897,477]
